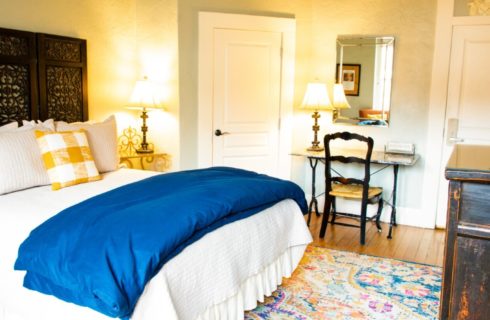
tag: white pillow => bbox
[55,115,119,173]
[0,122,19,133]
[0,127,51,195]
[22,119,55,131]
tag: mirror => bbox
[334,35,395,126]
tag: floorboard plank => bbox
[307,213,445,267]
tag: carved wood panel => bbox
[45,66,83,122]
[0,28,87,125]
[37,33,88,122]
[0,33,29,56]
[44,38,81,62]
[0,64,30,124]
[0,28,38,125]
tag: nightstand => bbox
[119,153,171,172]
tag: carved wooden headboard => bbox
[0,27,88,125]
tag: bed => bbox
[0,168,312,320]
[0,27,312,320]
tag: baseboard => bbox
[305,194,433,229]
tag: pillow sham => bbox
[35,130,101,190]
[22,119,55,131]
[0,122,18,132]
[56,115,118,173]
[0,127,51,195]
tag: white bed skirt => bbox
[196,245,306,320]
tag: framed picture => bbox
[336,64,361,96]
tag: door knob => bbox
[448,137,464,143]
[214,129,230,136]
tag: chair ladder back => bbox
[321,131,382,245]
[324,132,374,187]
[330,155,367,164]
[331,177,365,186]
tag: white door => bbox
[435,25,490,227]
[212,29,281,175]
[198,12,296,179]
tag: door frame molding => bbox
[421,0,454,228]
[197,12,296,179]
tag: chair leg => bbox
[319,195,332,238]
[360,200,368,245]
[375,197,383,232]
[331,197,337,224]
[307,203,313,226]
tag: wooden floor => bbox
[307,213,446,267]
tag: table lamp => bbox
[127,77,164,154]
[332,83,351,121]
[301,82,333,151]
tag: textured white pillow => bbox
[0,122,19,132]
[56,115,119,173]
[0,127,51,195]
[22,119,55,131]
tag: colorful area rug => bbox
[246,245,441,320]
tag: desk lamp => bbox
[332,83,351,121]
[333,47,351,121]
[127,77,164,154]
[301,82,333,151]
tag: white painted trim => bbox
[306,194,430,229]
[197,12,296,179]
[421,0,454,229]
[452,16,490,25]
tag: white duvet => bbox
[0,169,312,320]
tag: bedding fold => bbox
[14,167,307,319]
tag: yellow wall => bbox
[0,0,180,170]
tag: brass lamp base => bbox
[307,110,324,152]
[136,108,154,154]
[136,148,154,154]
[307,145,324,152]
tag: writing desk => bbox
[292,149,419,239]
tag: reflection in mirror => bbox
[335,35,394,126]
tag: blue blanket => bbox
[14,167,307,319]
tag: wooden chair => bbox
[319,132,383,245]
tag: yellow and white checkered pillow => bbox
[35,130,101,190]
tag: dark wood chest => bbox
[441,145,490,319]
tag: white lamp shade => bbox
[128,77,163,110]
[332,83,351,110]
[301,82,333,110]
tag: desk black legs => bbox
[388,164,399,239]
[307,157,320,226]
[297,152,415,241]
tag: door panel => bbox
[436,25,490,227]
[447,26,490,144]
[212,29,282,176]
